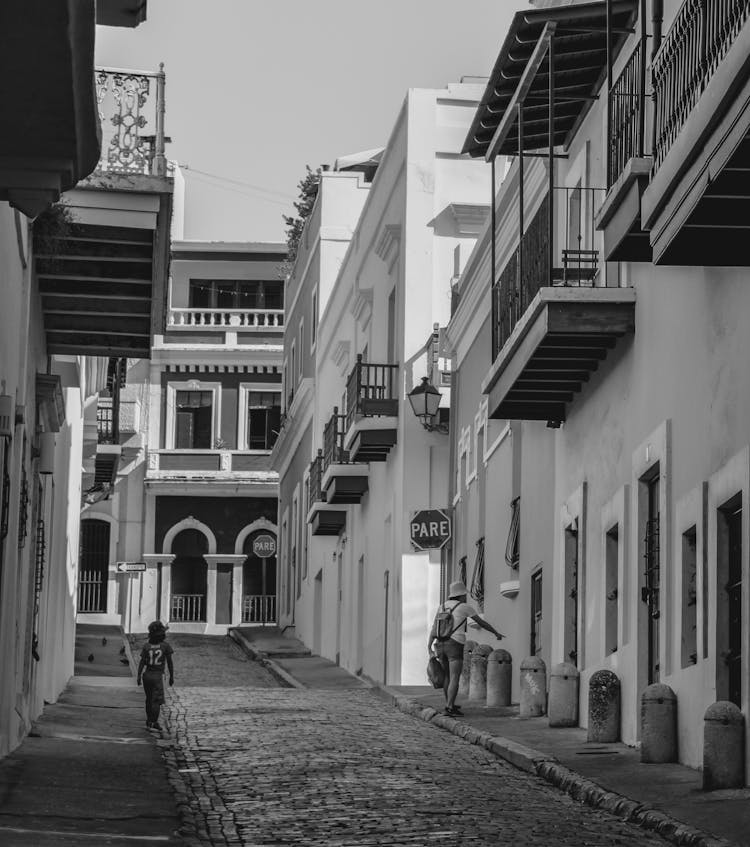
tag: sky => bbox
[96,1,526,244]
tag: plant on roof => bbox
[282,165,322,271]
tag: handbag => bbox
[427,655,445,688]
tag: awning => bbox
[462,0,638,160]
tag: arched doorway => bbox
[242,531,277,624]
[78,519,110,612]
[171,529,208,622]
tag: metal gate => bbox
[78,520,110,613]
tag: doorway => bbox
[717,494,742,707]
[242,532,277,624]
[563,526,578,665]
[531,568,543,657]
[170,529,208,622]
[643,473,661,684]
[78,519,110,613]
[312,570,322,655]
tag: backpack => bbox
[434,601,464,642]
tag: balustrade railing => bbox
[95,65,166,177]
[608,40,647,187]
[345,356,399,433]
[323,408,349,469]
[652,0,750,172]
[309,451,324,511]
[170,594,205,622]
[168,308,284,329]
[242,594,276,624]
[491,188,606,360]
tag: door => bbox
[531,569,543,657]
[215,563,233,625]
[644,475,660,684]
[564,527,578,665]
[78,520,110,613]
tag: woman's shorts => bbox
[435,639,464,662]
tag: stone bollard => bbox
[587,670,620,742]
[458,641,476,698]
[703,701,745,790]
[487,649,512,707]
[520,656,547,717]
[641,683,677,763]
[548,662,579,728]
[469,644,493,701]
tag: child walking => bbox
[136,620,174,731]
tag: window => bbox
[298,320,304,379]
[189,279,284,311]
[681,525,697,668]
[175,391,212,449]
[246,391,281,450]
[311,290,318,348]
[717,495,742,707]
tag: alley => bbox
[161,636,672,847]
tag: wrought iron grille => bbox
[505,496,520,570]
[97,399,115,444]
[608,40,646,187]
[345,356,399,433]
[470,537,485,608]
[95,66,166,176]
[1,440,9,542]
[18,468,28,549]
[323,409,349,469]
[34,509,46,616]
[652,0,750,172]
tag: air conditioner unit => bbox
[0,396,12,437]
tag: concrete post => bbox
[487,649,512,707]
[520,656,546,717]
[703,701,745,790]
[469,644,492,701]
[641,683,677,763]
[458,641,476,698]
[548,662,579,727]
[587,669,620,742]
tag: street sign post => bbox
[116,561,147,573]
[252,534,277,559]
[410,509,452,550]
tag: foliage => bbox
[281,165,322,272]
[32,203,75,257]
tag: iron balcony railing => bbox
[652,0,750,172]
[242,594,276,624]
[95,65,167,177]
[170,594,205,622]
[491,187,606,360]
[608,40,647,188]
[345,355,399,433]
[323,408,349,470]
[308,450,324,512]
[96,399,116,445]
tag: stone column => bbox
[141,554,175,626]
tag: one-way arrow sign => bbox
[116,561,147,573]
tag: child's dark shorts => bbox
[142,670,165,705]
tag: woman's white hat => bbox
[448,580,467,599]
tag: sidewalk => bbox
[0,624,180,846]
[232,627,748,847]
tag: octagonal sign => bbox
[410,509,452,550]
[252,533,277,558]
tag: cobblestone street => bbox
[158,635,673,847]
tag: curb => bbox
[227,628,304,690]
[371,685,737,847]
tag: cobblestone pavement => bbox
[160,636,672,847]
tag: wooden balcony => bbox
[321,409,368,505]
[343,356,398,463]
[307,452,346,536]
[641,0,750,264]
[485,192,635,423]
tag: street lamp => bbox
[407,377,447,433]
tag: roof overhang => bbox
[463,0,638,160]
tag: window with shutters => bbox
[175,391,213,449]
[238,384,281,451]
